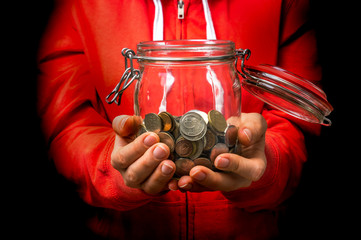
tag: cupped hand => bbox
[110,115,177,195]
[175,113,268,192]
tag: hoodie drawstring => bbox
[201,0,216,40]
[153,0,164,41]
[152,0,216,41]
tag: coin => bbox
[158,131,175,152]
[203,127,218,151]
[209,143,229,163]
[158,111,175,132]
[175,158,195,177]
[190,139,204,160]
[188,110,208,124]
[208,110,227,133]
[180,111,207,141]
[144,113,162,133]
[143,110,236,175]
[171,121,180,139]
[136,124,148,137]
[175,136,195,158]
[225,125,238,147]
[174,116,181,123]
[194,157,212,169]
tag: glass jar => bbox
[133,40,240,119]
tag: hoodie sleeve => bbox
[37,0,156,211]
[222,0,321,211]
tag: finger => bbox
[141,160,176,195]
[237,113,267,146]
[189,166,252,192]
[177,175,193,191]
[177,175,211,192]
[112,115,142,137]
[111,132,159,170]
[168,178,179,191]
[214,153,266,182]
[122,143,170,188]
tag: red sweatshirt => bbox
[37,0,321,239]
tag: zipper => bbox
[177,0,185,39]
[178,0,184,19]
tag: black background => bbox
[4,1,359,239]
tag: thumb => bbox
[112,115,142,137]
[238,113,267,146]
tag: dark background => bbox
[5,0,359,239]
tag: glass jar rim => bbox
[137,39,235,48]
[136,39,236,62]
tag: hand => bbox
[111,115,176,195]
[175,113,267,192]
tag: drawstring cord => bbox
[153,0,164,41]
[202,0,216,40]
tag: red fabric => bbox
[37,0,321,239]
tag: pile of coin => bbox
[138,110,239,177]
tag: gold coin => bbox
[189,139,204,160]
[175,158,195,177]
[175,136,195,158]
[208,110,227,133]
[158,131,175,152]
[203,127,218,151]
[171,121,180,139]
[158,111,175,132]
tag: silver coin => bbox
[144,113,162,133]
[179,112,207,141]
[188,110,208,124]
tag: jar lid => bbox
[241,64,333,126]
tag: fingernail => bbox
[168,181,178,191]
[191,170,206,181]
[243,128,252,142]
[144,134,158,147]
[153,145,168,159]
[215,157,230,168]
[161,163,174,175]
[179,183,192,190]
[118,115,130,129]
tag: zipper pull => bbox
[178,0,184,19]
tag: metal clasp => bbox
[235,48,252,79]
[106,48,141,105]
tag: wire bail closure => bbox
[105,48,141,105]
[235,48,252,79]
